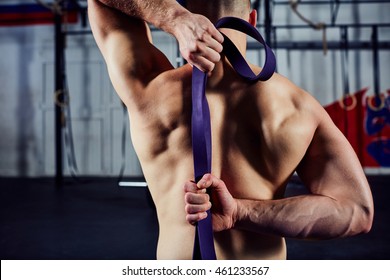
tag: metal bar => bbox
[369,25,383,154]
[257,23,390,29]
[273,0,390,5]
[340,26,349,94]
[54,10,64,186]
[372,26,380,96]
[68,0,88,27]
[331,0,341,25]
[264,0,273,46]
[247,40,390,50]
[63,23,390,36]
[65,30,92,35]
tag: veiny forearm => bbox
[234,194,371,239]
[98,0,188,34]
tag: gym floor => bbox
[1,176,389,260]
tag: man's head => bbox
[184,0,256,25]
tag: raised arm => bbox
[88,0,175,107]
[93,0,224,72]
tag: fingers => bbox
[179,15,224,73]
[183,180,206,193]
[182,41,222,72]
[186,212,208,225]
[183,180,212,225]
[209,25,224,45]
[206,32,224,53]
[185,194,211,214]
[183,174,223,191]
[197,173,225,190]
[187,54,218,73]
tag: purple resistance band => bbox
[191,17,276,260]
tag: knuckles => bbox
[183,181,196,192]
[186,212,208,224]
[187,41,202,53]
[184,192,210,204]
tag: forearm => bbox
[234,194,370,239]
[98,0,189,35]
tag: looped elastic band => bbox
[191,16,276,260]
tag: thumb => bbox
[197,173,225,191]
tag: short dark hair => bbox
[178,0,252,8]
[184,0,251,23]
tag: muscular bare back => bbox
[89,0,373,260]
[128,61,318,259]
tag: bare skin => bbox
[88,0,374,260]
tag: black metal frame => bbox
[261,0,390,48]
[258,0,389,102]
[251,24,390,50]
[53,0,87,185]
[272,0,390,26]
[54,6,64,186]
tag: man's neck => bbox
[207,30,248,87]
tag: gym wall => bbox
[0,0,389,177]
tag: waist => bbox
[156,220,286,260]
[214,229,286,260]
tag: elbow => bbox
[349,203,374,236]
[358,205,374,234]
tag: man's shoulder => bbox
[256,74,321,143]
[258,73,316,116]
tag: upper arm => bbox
[296,102,373,215]
[88,0,173,105]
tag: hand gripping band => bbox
[191,16,276,260]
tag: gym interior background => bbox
[0,0,389,259]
